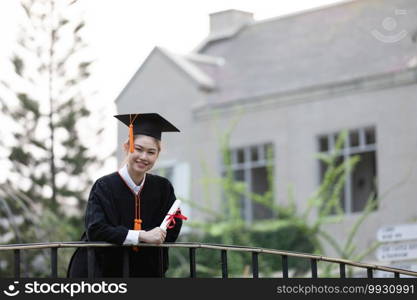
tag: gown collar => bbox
[118,164,146,195]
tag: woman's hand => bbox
[139,227,167,244]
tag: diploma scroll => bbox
[160,200,182,230]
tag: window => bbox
[222,143,274,223]
[318,127,377,214]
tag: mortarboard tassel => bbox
[129,123,134,153]
[128,114,139,153]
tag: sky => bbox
[0,0,346,177]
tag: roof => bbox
[194,0,417,104]
[157,47,218,91]
[115,47,222,103]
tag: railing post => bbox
[339,263,346,278]
[123,247,130,278]
[221,250,228,278]
[367,268,373,278]
[159,248,165,278]
[51,248,58,278]
[311,258,318,278]
[189,248,196,278]
[394,272,400,278]
[87,247,95,279]
[281,255,288,278]
[14,249,20,279]
[252,252,259,278]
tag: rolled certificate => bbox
[160,200,182,230]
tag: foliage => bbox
[0,0,102,277]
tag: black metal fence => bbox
[1,242,417,278]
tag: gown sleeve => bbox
[85,179,129,245]
[165,180,182,243]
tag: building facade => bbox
[115,0,417,265]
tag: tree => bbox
[0,0,103,277]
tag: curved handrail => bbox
[1,241,416,277]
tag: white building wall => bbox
[195,81,417,259]
[116,51,417,262]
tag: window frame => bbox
[221,142,275,223]
[317,126,377,214]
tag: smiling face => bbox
[124,135,160,180]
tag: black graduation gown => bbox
[67,172,182,278]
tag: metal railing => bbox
[1,242,416,278]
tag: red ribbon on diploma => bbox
[166,209,188,229]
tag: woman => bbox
[67,113,183,277]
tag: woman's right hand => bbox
[139,227,166,244]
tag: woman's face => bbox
[125,135,160,175]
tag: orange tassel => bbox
[133,218,142,252]
[129,124,134,153]
[134,218,142,230]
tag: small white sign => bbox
[376,241,417,262]
[377,223,417,242]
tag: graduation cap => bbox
[114,113,180,153]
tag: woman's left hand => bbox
[139,227,167,244]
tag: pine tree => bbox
[0,0,103,276]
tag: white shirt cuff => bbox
[123,230,140,245]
